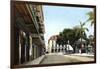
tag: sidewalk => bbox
[69,53,94,58]
[62,53,95,62]
[24,55,46,65]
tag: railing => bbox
[31,33,45,45]
[26,4,39,34]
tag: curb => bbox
[24,55,46,65]
[39,55,46,64]
[70,54,94,58]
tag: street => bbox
[40,53,94,64]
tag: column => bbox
[13,26,20,65]
[53,40,55,53]
[58,45,60,52]
[63,45,65,53]
[36,46,39,58]
[57,44,58,53]
[34,45,36,59]
[21,31,26,64]
[62,45,63,52]
[39,46,41,56]
[26,33,30,61]
[52,40,54,53]
[65,44,67,54]
[60,45,61,52]
[32,45,34,60]
[24,34,27,62]
[61,45,63,52]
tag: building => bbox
[48,35,57,53]
[11,1,45,67]
[48,35,73,54]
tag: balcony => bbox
[31,34,45,47]
[14,2,41,34]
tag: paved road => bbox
[40,53,94,64]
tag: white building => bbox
[48,35,73,54]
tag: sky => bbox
[43,5,94,47]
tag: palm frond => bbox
[86,11,94,26]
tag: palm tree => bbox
[72,21,89,53]
[79,21,89,53]
[80,21,89,39]
[86,11,94,26]
[73,22,88,41]
[73,26,81,39]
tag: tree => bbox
[77,21,89,53]
[56,21,89,53]
[79,21,88,41]
[56,35,62,46]
[89,35,94,45]
[73,22,88,42]
[60,28,74,44]
[86,11,94,26]
[57,22,88,46]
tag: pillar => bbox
[57,44,58,53]
[26,44,30,61]
[34,45,36,59]
[26,33,30,61]
[32,45,34,60]
[21,31,26,64]
[13,26,20,65]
